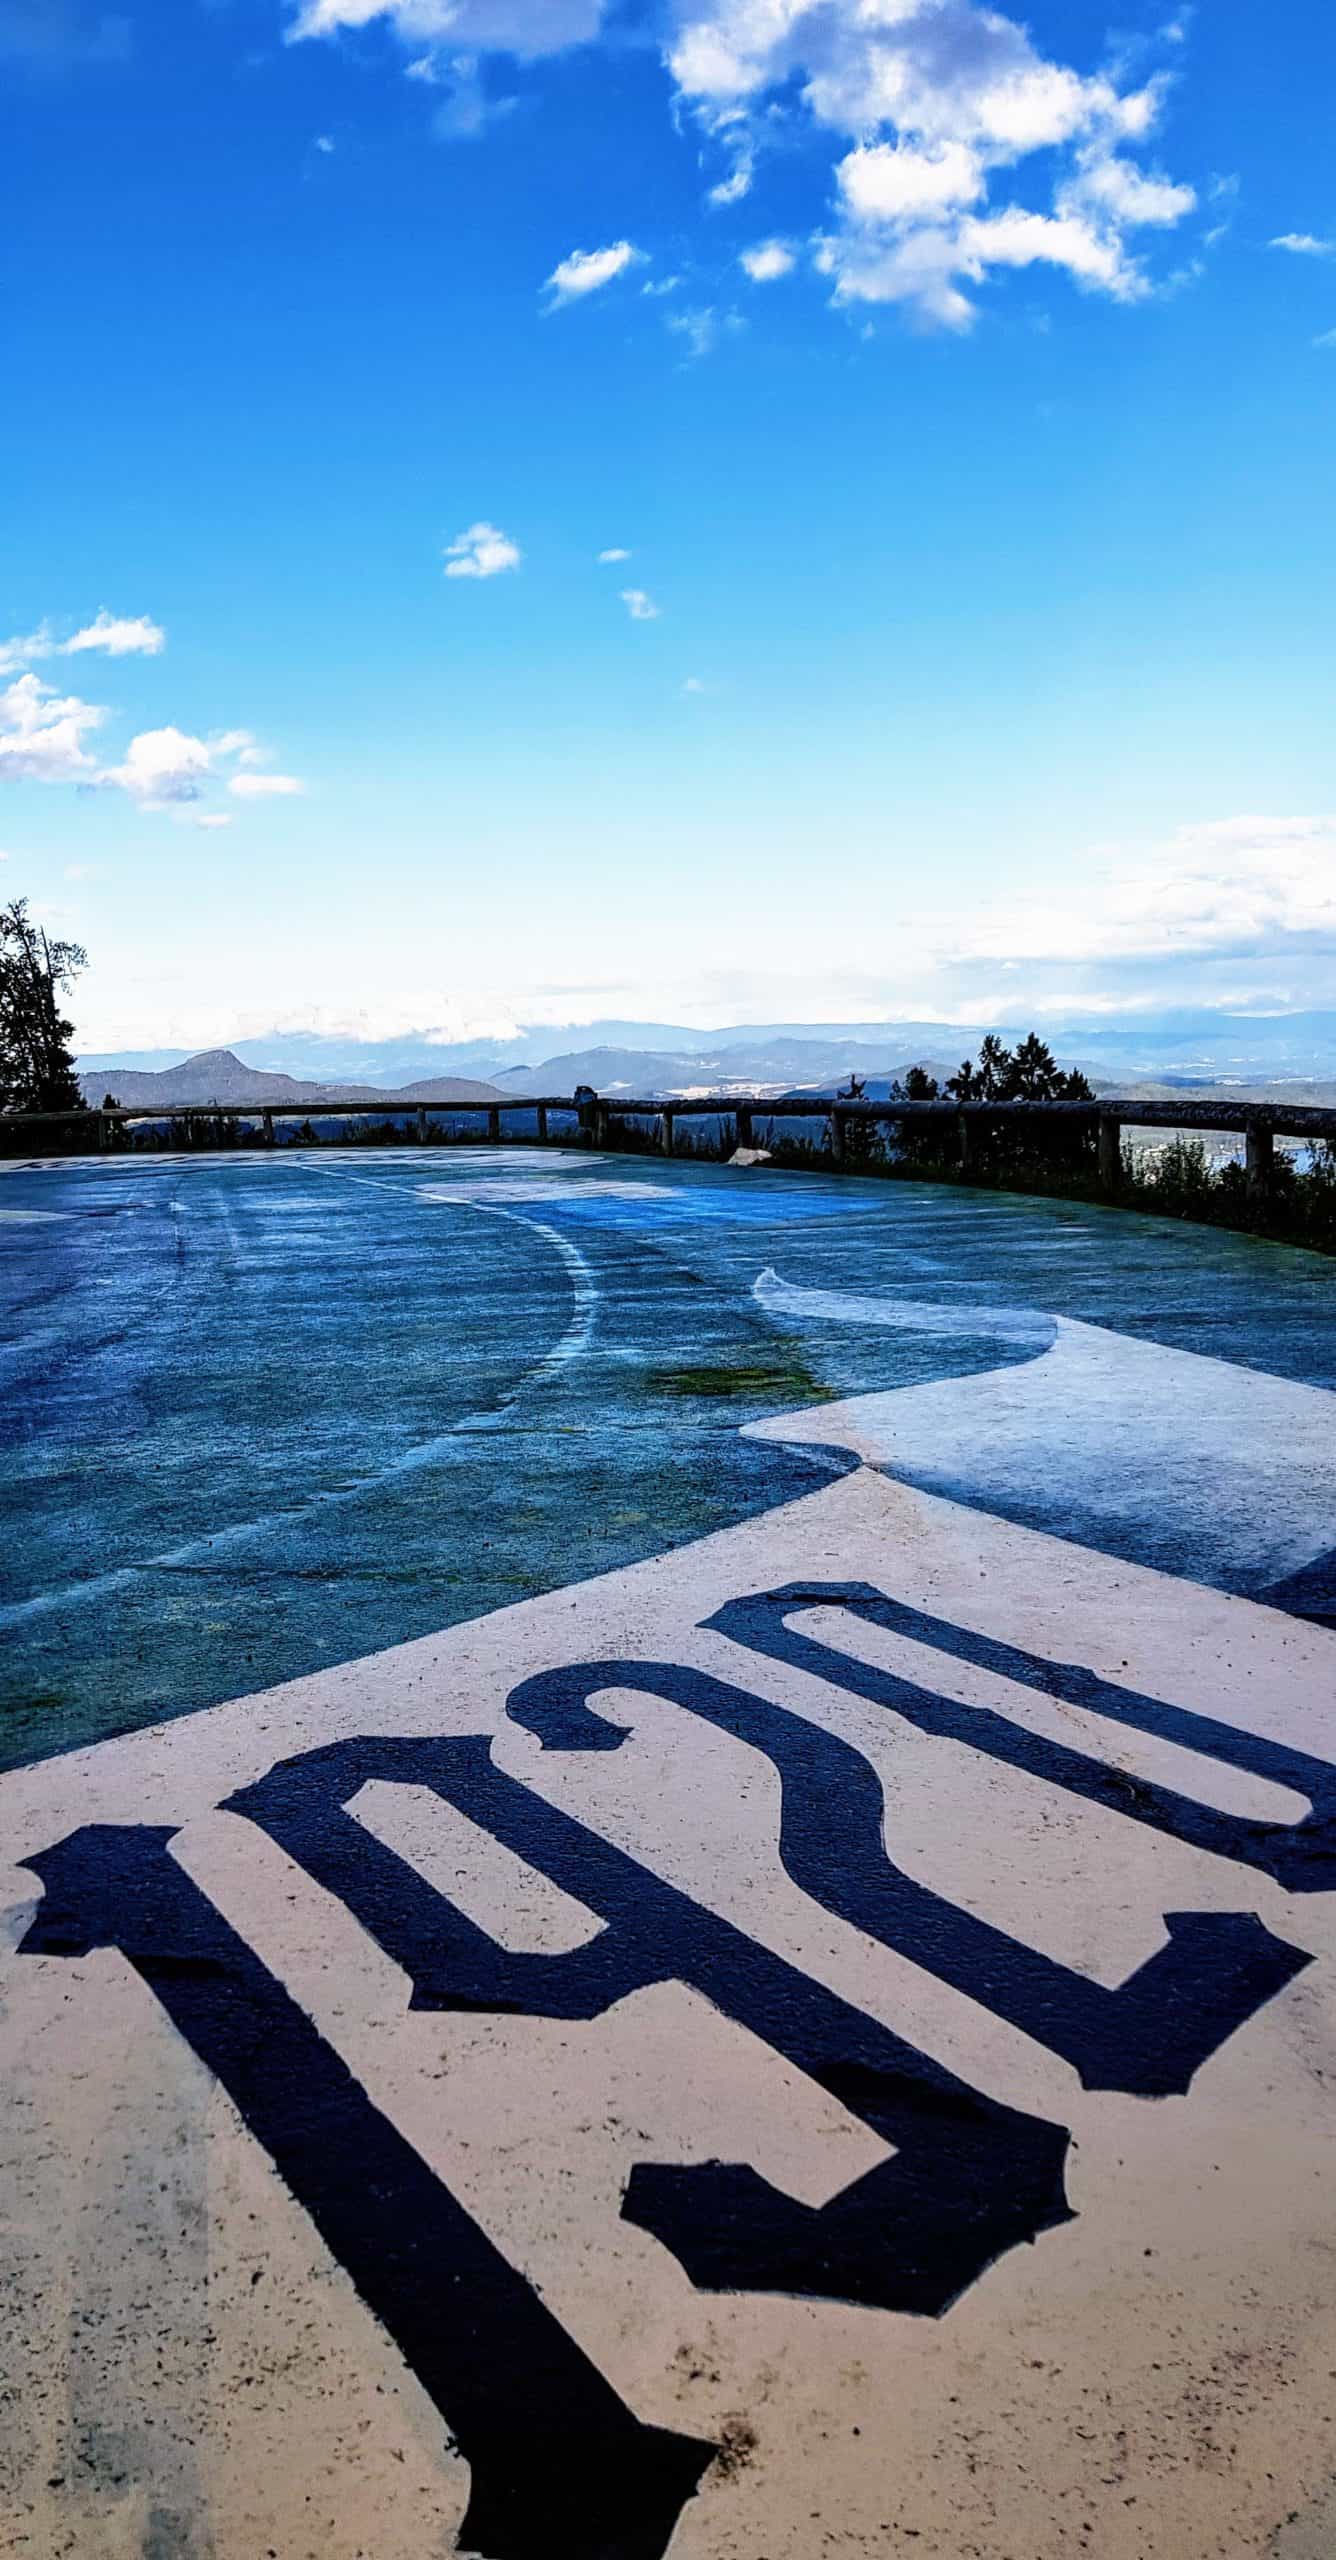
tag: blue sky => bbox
[2,0,1334,1053]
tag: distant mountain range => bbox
[80,1049,504,1110]
[75,1013,1336,1109]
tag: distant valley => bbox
[77,1015,1336,1113]
[79,1049,504,1110]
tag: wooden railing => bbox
[7,1091,1336,1200]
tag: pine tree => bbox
[0,900,87,1112]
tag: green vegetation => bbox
[1120,1134,1336,1254]
[0,899,85,1114]
[645,1358,825,1402]
[761,1102,1336,1257]
[758,1033,1336,1258]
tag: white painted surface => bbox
[0,1467,1333,2557]
[751,1282,1336,1587]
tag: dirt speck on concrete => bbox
[714,2416,760,2482]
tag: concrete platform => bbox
[2,1148,1335,2557]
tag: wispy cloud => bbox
[288,0,607,53]
[707,142,754,208]
[228,772,306,799]
[213,728,265,765]
[946,815,1336,1005]
[444,521,522,579]
[61,610,165,658]
[666,304,744,360]
[544,240,645,304]
[620,589,661,621]
[0,1,131,69]
[409,51,522,139]
[0,629,52,680]
[597,547,631,562]
[1271,232,1334,257]
[0,609,165,676]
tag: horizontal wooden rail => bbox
[8,1093,1336,1134]
[6,1092,1335,1207]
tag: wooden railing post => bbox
[415,1105,427,1144]
[1246,1117,1274,1200]
[487,1107,501,1143]
[830,1106,846,1167]
[660,1109,675,1156]
[535,1103,548,1144]
[594,1101,611,1149]
[1098,1116,1120,1192]
[734,1106,752,1151]
[957,1110,972,1173]
[263,1111,275,1148]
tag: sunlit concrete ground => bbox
[4,1146,1336,2560]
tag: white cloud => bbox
[1316,327,1336,350]
[620,589,661,621]
[544,240,645,303]
[0,674,104,783]
[819,196,1154,322]
[61,610,166,659]
[669,0,1197,327]
[103,726,215,806]
[837,140,983,224]
[0,609,165,677]
[682,675,707,692]
[597,547,631,562]
[287,0,608,58]
[739,238,796,281]
[444,521,522,578]
[284,0,1198,334]
[0,637,301,818]
[1271,232,1334,257]
[315,132,336,152]
[228,772,306,799]
[1059,151,1195,231]
[963,206,1139,295]
[955,815,1336,978]
[195,813,234,831]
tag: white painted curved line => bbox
[0,1172,600,1630]
[754,1266,1055,1349]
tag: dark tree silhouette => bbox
[0,900,86,1113]
[948,1032,1093,1105]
